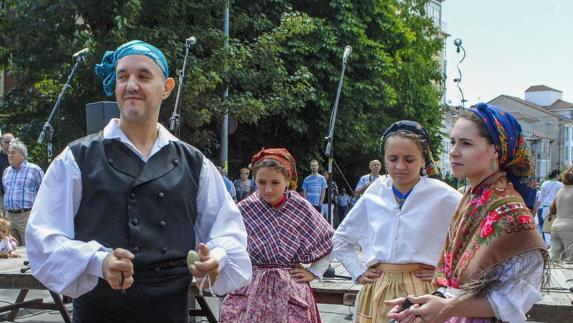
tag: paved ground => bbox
[0,290,356,323]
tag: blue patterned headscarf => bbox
[94,40,169,96]
[470,103,536,208]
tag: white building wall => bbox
[565,126,573,166]
[524,90,562,107]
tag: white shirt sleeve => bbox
[332,200,370,282]
[486,250,544,323]
[26,147,110,298]
[308,252,332,281]
[355,175,368,192]
[194,159,252,295]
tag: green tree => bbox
[0,0,445,187]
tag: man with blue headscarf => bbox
[25,40,252,322]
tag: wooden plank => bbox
[551,266,573,303]
[547,272,573,306]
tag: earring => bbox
[421,167,428,177]
[492,158,500,173]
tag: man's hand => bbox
[188,243,219,289]
[103,248,134,291]
[357,266,382,284]
[290,264,316,283]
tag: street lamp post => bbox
[220,0,230,172]
[453,38,467,190]
[453,38,467,111]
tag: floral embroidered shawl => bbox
[434,172,546,290]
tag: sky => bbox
[442,0,573,107]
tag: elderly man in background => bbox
[2,138,44,245]
[354,159,382,197]
[0,133,14,215]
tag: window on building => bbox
[425,1,441,27]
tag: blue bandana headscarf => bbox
[94,40,169,96]
[470,103,536,208]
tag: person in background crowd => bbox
[534,169,562,245]
[549,166,573,262]
[354,159,382,198]
[336,187,351,224]
[334,120,461,322]
[218,166,237,203]
[234,167,253,202]
[0,218,18,258]
[0,133,14,215]
[26,40,251,323]
[220,148,333,322]
[322,170,338,221]
[302,159,327,213]
[3,138,44,245]
[387,103,546,323]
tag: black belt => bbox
[7,208,31,214]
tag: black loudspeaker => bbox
[86,101,120,134]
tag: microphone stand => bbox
[325,49,350,227]
[169,37,195,137]
[37,54,86,162]
[322,48,350,279]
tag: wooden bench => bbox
[0,247,71,322]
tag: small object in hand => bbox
[120,271,126,294]
[397,298,414,313]
[187,250,200,266]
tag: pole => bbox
[325,46,351,226]
[453,38,467,190]
[220,0,230,172]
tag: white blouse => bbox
[333,175,461,282]
[440,249,544,323]
[26,120,252,298]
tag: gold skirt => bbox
[355,263,435,323]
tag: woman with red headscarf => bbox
[220,148,334,323]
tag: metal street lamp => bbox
[453,38,467,111]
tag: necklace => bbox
[392,185,413,208]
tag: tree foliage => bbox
[0,0,445,187]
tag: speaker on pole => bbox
[86,101,119,134]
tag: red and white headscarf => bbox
[251,148,298,190]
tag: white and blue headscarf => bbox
[95,40,169,96]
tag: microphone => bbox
[72,48,89,59]
[343,46,352,62]
[186,36,197,46]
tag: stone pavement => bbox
[0,290,356,322]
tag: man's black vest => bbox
[69,133,203,322]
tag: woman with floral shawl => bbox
[220,148,334,323]
[387,103,547,323]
